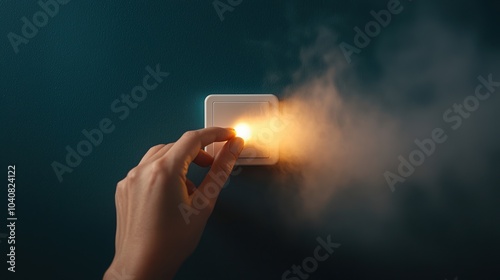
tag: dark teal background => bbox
[1,0,500,279]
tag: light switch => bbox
[205,94,279,165]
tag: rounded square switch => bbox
[205,94,279,165]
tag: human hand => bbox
[103,127,244,280]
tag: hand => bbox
[103,127,244,280]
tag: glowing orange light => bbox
[234,123,252,141]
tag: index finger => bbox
[162,127,236,173]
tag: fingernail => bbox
[230,137,244,155]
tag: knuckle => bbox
[148,144,164,152]
[217,153,237,177]
[115,180,126,196]
[166,150,185,168]
[182,130,198,139]
[149,160,170,185]
[150,161,165,175]
[126,167,139,179]
[230,150,239,161]
[116,179,125,190]
[165,143,175,151]
[218,162,233,179]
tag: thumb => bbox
[196,137,244,214]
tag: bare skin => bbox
[103,127,244,280]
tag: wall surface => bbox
[1,1,500,279]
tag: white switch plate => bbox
[205,94,279,165]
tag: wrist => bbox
[104,254,179,280]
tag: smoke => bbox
[274,69,403,215]
[261,2,500,224]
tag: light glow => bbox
[234,123,252,141]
